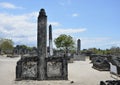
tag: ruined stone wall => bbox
[16,56,68,80]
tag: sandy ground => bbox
[0,56,119,85]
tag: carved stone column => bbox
[49,24,53,56]
[77,39,81,54]
[37,8,47,80]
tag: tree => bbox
[0,39,14,54]
[54,34,75,54]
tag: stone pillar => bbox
[37,8,47,80]
[77,39,81,54]
[49,24,53,56]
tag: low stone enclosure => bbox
[16,55,68,80]
[91,55,110,71]
[90,54,120,77]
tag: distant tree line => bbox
[0,34,75,56]
[0,38,37,55]
[81,47,120,56]
[0,37,120,56]
[13,45,36,55]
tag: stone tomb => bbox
[16,56,68,80]
[16,8,68,80]
[91,55,110,71]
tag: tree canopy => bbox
[54,34,75,53]
[0,39,14,53]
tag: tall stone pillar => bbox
[77,39,81,54]
[37,8,47,80]
[49,24,53,56]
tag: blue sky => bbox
[0,0,120,49]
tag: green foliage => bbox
[15,45,33,52]
[81,46,120,55]
[15,45,27,50]
[110,46,120,55]
[0,38,14,53]
[54,34,75,52]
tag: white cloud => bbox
[0,2,23,9]
[0,12,62,46]
[0,13,37,46]
[53,28,86,35]
[72,13,79,17]
[52,28,86,43]
[27,12,38,18]
[48,21,60,27]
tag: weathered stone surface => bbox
[92,55,110,71]
[47,62,62,77]
[37,8,47,80]
[45,57,68,80]
[110,56,120,67]
[100,80,120,85]
[109,55,120,75]
[77,39,81,54]
[49,24,53,56]
[21,62,37,78]
[16,56,38,80]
